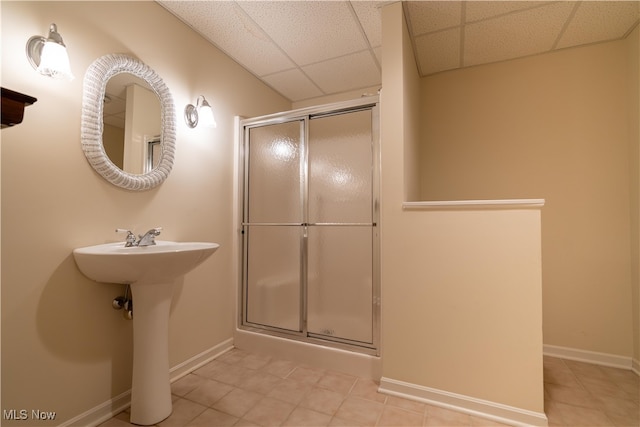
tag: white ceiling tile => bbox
[262,69,324,102]
[556,1,640,49]
[407,1,462,35]
[237,1,368,65]
[464,2,575,67]
[465,1,554,23]
[415,27,461,75]
[302,51,381,94]
[351,1,383,47]
[160,1,294,76]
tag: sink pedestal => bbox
[129,281,173,425]
[72,241,220,426]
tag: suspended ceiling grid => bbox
[158,1,640,103]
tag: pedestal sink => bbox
[73,241,219,425]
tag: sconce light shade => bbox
[26,23,74,80]
[185,95,217,128]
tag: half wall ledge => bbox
[402,199,546,210]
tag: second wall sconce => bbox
[26,23,74,81]
[184,95,217,128]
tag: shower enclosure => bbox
[239,96,379,355]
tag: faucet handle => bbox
[115,228,136,246]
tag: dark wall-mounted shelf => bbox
[1,87,37,129]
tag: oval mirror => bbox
[81,54,176,191]
[103,74,161,174]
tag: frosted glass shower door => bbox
[244,120,303,332]
[307,110,375,345]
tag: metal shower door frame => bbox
[239,95,380,355]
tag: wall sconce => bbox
[184,95,217,128]
[26,23,74,80]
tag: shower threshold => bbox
[234,326,381,380]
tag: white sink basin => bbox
[73,240,219,284]
[73,240,219,425]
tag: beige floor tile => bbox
[424,415,472,427]
[579,375,636,400]
[334,396,384,425]
[283,407,333,426]
[193,360,227,379]
[172,374,207,397]
[565,360,610,381]
[209,364,253,387]
[384,396,426,414]
[300,387,346,415]
[543,367,581,389]
[328,416,367,426]
[425,405,472,425]
[289,366,326,385]
[349,379,387,403]
[212,388,263,418]
[98,416,136,427]
[234,419,262,427]
[186,408,237,427]
[238,370,284,395]
[243,396,296,426]
[551,401,614,426]
[607,410,640,427]
[317,371,358,396]
[217,349,249,365]
[376,405,423,426]
[469,415,511,426]
[267,378,314,405]
[595,394,640,419]
[158,398,207,427]
[104,353,640,427]
[544,382,602,409]
[262,359,298,378]
[239,353,272,370]
[184,378,234,407]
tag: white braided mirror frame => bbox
[81,54,176,191]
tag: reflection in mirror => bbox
[81,54,175,191]
[103,74,161,174]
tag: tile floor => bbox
[100,349,639,427]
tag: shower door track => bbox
[238,96,380,357]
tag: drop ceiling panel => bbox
[351,1,384,48]
[464,2,575,67]
[237,1,369,65]
[415,28,461,75]
[161,1,294,76]
[556,1,640,49]
[157,1,640,103]
[302,50,381,94]
[465,1,554,22]
[261,68,324,102]
[407,1,462,35]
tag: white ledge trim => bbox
[403,199,545,210]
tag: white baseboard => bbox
[632,358,640,376]
[543,344,635,371]
[170,338,234,382]
[378,377,548,427]
[60,338,234,427]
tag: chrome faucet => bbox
[116,227,162,247]
[136,228,162,246]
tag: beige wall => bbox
[420,36,637,360]
[380,2,544,417]
[628,25,640,367]
[1,1,290,424]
